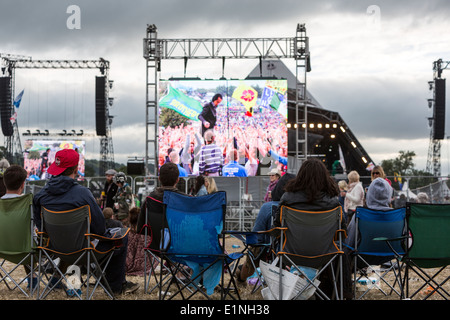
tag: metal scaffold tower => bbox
[143,23,311,176]
[426,58,449,177]
[0,56,114,172]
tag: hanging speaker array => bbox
[433,78,446,140]
[0,76,13,137]
[95,76,107,136]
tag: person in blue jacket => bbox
[33,148,139,295]
[222,149,247,177]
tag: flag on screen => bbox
[159,85,203,120]
[13,89,24,108]
[232,84,258,116]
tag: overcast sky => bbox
[1,0,450,175]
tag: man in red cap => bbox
[33,148,139,295]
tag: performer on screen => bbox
[198,93,222,139]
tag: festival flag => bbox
[159,85,202,120]
[232,84,258,116]
[13,89,24,108]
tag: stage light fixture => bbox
[317,123,322,128]
[287,123,291,128]
[325,124,330,128]
[330,134,336,139]
[301,123,306,128]
[351,141,357,148]
[428,81,434,90]
[362,157,368,164]
[332,123,338,128]
[340,126,346,132]
[428,99,433,108]
[309,123,314,128]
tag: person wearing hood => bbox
[32,148,139,295]
[345,177,393,248]
[344,170,365,222]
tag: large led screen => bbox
[158,79,288,177]
[23,140,86,180]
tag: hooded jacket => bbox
[33,175,106,236]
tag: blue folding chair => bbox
[349,206,407,299]
[160,191,243,300]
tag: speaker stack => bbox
[95,76,107,136]
[433,78,446,140]
[0,76,13,137]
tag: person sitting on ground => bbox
[33,148,139,295]
[103,207,123,229]
[125,207,150,276]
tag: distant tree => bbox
[381,150,416,177]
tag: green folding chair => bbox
[402,203,450,300]
[0,194,38,298]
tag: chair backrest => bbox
[144,196,166,251]
[0,194,33,264]
[355,206,406,256]
[279,206,343,268]
[41,205,90,254]
[406,203,450,268]
[163,191,226,257]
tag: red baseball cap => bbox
[47,149,80,176]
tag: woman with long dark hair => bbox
[274,158,340,227]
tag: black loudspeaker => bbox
[0,77,13,137]
[95,76,107,136]
[127,159,145,175]
[433,78,446,140]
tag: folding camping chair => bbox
[348,206,407,300]
[271,205,346,300]
[141,195,191,296]
[227,202,278,294]
[37,205,129,300]
[0,194,38,298]
[159,190,244,300]
[401,203,450,300]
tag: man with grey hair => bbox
[102,168,118,209]
[199,130,223,176]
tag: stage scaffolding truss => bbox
[143,23,311,177]
[0,56,114,172]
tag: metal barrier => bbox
[25,175,272,231]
